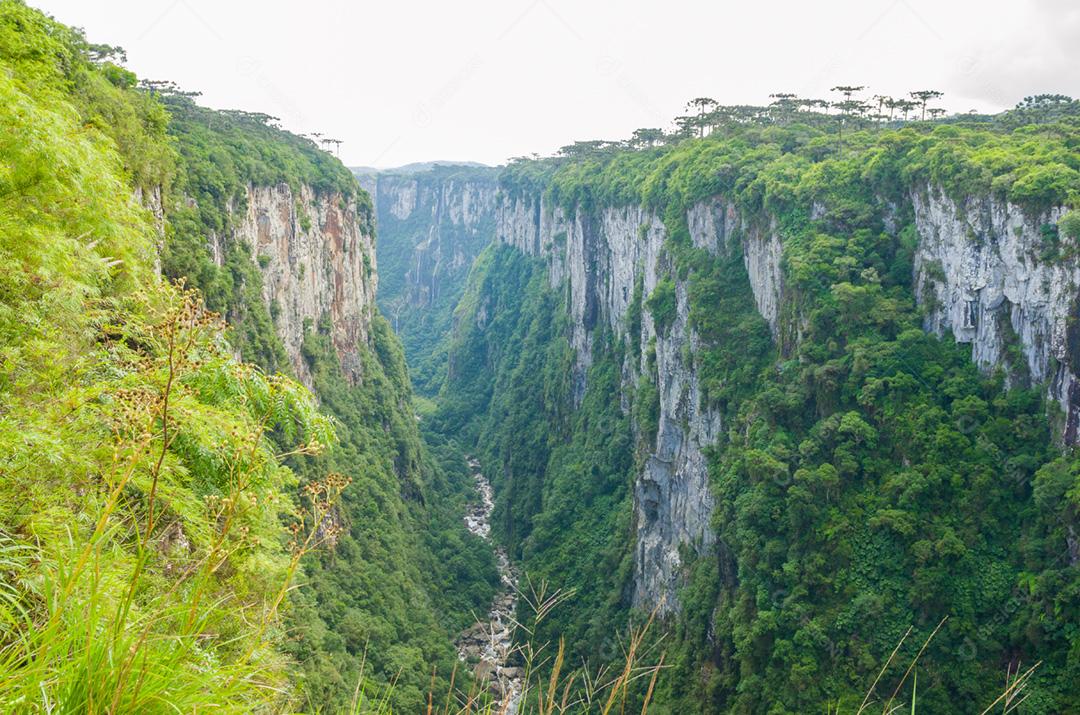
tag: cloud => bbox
[950,0,1080,109]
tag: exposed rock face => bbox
[494,184,1078,612]
[230,182,377,386]
[375,172,497,315]
[912,187,1078,440]
[495,193,730,611]
[134,185,165,239]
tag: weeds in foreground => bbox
[338,602,1044,714]
[320,576,666,715]
[828,615,1042,715]
[0,288,343,712]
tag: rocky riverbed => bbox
[456,459,522,712]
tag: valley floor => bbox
[456,459,523,712]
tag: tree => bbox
[802,98,830,115]
[673,115,697,139]
[557,140,619,157]
[87,42,127,64]
[704,106,737,133]
[909,90,944,120]
[831,85,866,101]
[139,79,201,99]
[322,138,343,156]
[1017,93,1074,109]
[769,93,801,123]
[686,97,718,137]
[630,128,664,148]
[222,109,280,126]
[1013,94,1077,124]
[894,98,918,121]
[871,94,893,121]
[830,86,868,156]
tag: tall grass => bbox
[0,288,341,713]
[333,604,1041,715]
[329,578,664,715]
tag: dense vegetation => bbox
[431,96,1080,712]
[149,76,498,715]
[0,2,331,709]
[0,2,495,711]
[7,0,1080,710]
[368,165,499,395]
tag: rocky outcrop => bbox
[912,187,1078,440]
[495,193,735,612]
[229,182,377,386]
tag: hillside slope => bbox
[0,3,495,711]
[432,110,1080,712]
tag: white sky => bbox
[29,0,1080,168]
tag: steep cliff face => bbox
[496,193,730,611]
[366,166,499,391]
[233,183,377,387]
[378,172,496,314]
[492,183,1078,612]
[911,189,1079,440]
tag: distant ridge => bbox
[351,160,492,176]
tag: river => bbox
[455,458,523,713]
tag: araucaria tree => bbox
[910,89,944,120]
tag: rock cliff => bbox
[363,165,499,391]
[911,188,1079,440]
[493,184,1077,612]
[219,182,377,387]
[495,193,723,611]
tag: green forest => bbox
[427,93,1080,713]
[0,3,496,712]
[2,0,1080,712]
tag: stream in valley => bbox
[455,459,523,713]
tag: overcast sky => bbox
[29,0,1080,168]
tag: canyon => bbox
[5,9,1079,707]
[455,459,523,712]
[363,164,1078,615]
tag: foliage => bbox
[370,166,499,395]
[283,315,497,712]
[645,278,677,334]
[0,3,497,712]
[0,9,339,706]
[500,119,1080,221]
[150,55,495,715]
[441,96,1080,713]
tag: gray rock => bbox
[219,182,377,387]
[912,187,1078,441]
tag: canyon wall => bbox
[497,194,741,610]
[217,182,377,387]
[374,170,496,319]
[492,185,1076,612]
[911,188,1080,440]
[363,165,499,391]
